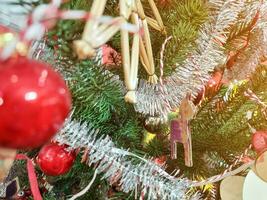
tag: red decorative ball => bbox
[252,131,267,154]
[153,155,167,166]
[0,57,71,149]
[37,143,76,176]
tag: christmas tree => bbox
[0,0,267,199]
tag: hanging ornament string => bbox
[159,36,172,87]
[68,169,98,200]
[190,145,253,187]
[244,89,267,120]
[15,154,42,200]
[192,161,254,187]
[158,36,173,117]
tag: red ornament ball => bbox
[252,131,267,154]
[37,143,76,176]
[0,57,71,149]
[153,155,167,166]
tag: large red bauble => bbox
[37,143,76,176]
[0,57,71,149]
[252,131,267,154]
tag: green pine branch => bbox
[68,60,144,149]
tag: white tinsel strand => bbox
[55,119,192,200]
[134,0,247,118]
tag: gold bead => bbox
[16,42,28,56]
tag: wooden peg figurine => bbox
[170,94,196,167]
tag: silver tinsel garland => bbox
[55,119,192,200]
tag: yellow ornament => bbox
[142,131,156,146]
[0,26,16,49]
